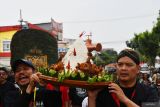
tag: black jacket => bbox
[96,82,159,107]
[0,81,17,107]
[5,86,62,107]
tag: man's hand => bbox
[26,72,46,94]
[108,83,128,103]
[108,83,139,107]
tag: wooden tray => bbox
[40,75,111,89]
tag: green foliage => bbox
[93,49,118,66]
[38,68,113,83]
[126,13,160,66]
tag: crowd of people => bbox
[0,49,160,107]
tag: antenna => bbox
[18,9,29,29]
[19,9,23,26]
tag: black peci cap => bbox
[12,59,35,72]
[117,49,140,65]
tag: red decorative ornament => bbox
[66,60,70,69]
[73,48,76,56]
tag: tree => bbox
[93,49,118,66]
[152,15,160,56]
[126,11,160,66]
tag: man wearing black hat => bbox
[9,59,62,107]
[87,49,159,107]
[0,67,17,107]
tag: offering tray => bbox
[40,75,112,89]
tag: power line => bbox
[101,40,126,44]
[63,14,157,24]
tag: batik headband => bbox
[117,49,140,65]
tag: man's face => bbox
[14,63,33,86]
[116,56,140,82]
[0,70,8,85]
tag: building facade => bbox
[0,19,67,67]
[0,26,21,67]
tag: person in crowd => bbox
[0,67,17,107]
[69,87,87,107]
[6,70,15,83]
[137,72,144,83]
[142,73,152,85]
[152,69,160,85]
[60,86,70,107]
[81,97,88,107]
[7,59,62,107]
[152,70,158,85]
[88,49,159,107]
[46,84,70,107]
[156,69,160,83]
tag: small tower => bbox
[18,9,28,29]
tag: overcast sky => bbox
[1,0,160,52]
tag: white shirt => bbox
[82,97,88,107]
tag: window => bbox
[3,41,11,52]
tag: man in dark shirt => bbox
[9,59,62,107]
[88,49,159,107]
[0,67,17,107]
